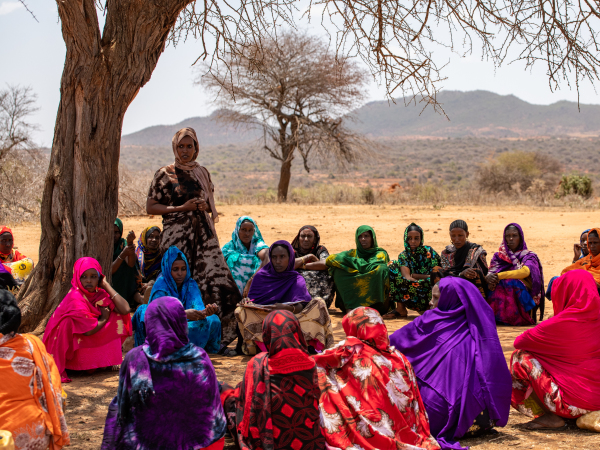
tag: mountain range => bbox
[121,90,600,146]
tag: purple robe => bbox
[390,277,511,450]
[488,222,545,302]
[101,296,226,450]
[247,240,312,305]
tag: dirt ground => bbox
[8,204,600,450]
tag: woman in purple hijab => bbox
[485,223,545,325]
[101,296,227,450]
[390,277,511,450]
[235,240,334,355]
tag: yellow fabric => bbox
[0,431,14,449]
[497,266,530,280]
[0,333,69,450]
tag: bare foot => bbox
[110,365,120,371]
[524,413,565,430]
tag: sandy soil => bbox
[8,204,600,449]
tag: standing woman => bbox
[291,225,336,308]
[146,127,241,349]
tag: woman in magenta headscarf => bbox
[485,223,545,325]
[43,257,132,383]
[510,270,600,429]
[390,277,511,450]
[235,240,333,356]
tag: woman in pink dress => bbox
[43,257,132,382]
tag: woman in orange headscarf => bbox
[559,228,600,288]
[146,128,241,351]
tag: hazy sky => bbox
[2,0,599,146]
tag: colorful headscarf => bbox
[390,277,511,450]
[397,223,440,274]
[0,226,25,263]
[136,226,162,282]
[172,127,219,227]
[561,228,600,285]
[151,246,204,305]
[232,311,323,449]
[489,223,545,302]
[514,270,600,412]
[291,225,327,258]
[579,229,592,259]
[43,257,132,376]
[314,307,439,450]
[247,240,312,305]
[102,296,226,450]
[221,216,269,294]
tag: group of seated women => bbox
[96,268,600,450]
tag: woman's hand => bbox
[126,230,136,246]
[99,306,111,322]
[485,272,499,290]
[304,254,319,264]
[574,243,582,261]
[181,198,201,212]
[461,268,478,279]
[186,309,205,321]
[263,303,294,312]
[204,303,219,316]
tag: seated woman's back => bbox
[222,310,325,449]
[102,297,226,450]
[390,277,511,450]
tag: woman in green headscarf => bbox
[111,218,142,310]
[325,225,390,314]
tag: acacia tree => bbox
[18,0,600,332]
[202,32,371,201]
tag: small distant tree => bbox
[0,85,38,165]
[200,31,372,201]
[476,151,562,195]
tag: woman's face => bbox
[271,246,290,273]
[298,229,316,253]
[358,231,373,249]
[171,260,187,286]
[0,232,13,255]
[450,228,468,249]
[581,233,589,255]
[504,227,521,252]
[406,230,421,251]
[113,225,122,244]
[146,230,161,251]
[588,233,600,257]
[238,222,255,247]
[80,268,99,293]
[429,284,441,309]
[176,136,196,164]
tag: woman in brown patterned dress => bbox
[146,127,241,349]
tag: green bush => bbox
[556,174,593,198]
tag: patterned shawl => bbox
[489,223,544,302]
[291,225,328,258]
[101,297,226,450]
[390,277,511,450]
[226,310,325,450]
[314,307,440,450]
[172,127,219,230]
[222,216,269,294]
[136,226,162,282]
[247,240,312,305]
[561,228,600,285]
[42,257,132,377]
[396,223,440,274]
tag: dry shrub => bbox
[0,150,47,223]
[477,151,562,195]
[118,166,154,216]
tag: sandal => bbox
[222,348,243,357]
[382,310,408,320]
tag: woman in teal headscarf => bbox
[111,218,142,310]
[221,216,269,295]
[325,225,390,314]
[132,246,221,353]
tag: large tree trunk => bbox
[277,158,293,202]
[17,0,191,334]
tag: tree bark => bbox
[277,158,293,202]
[17,0,191,334]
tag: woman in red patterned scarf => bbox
[221,310,325,450]
[314,307,440,450]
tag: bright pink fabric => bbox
[43,257,132,377]
[65,337,123,371]
[514,269,600,411]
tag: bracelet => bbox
[111,292,118,300]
